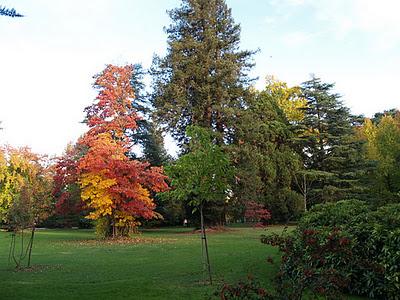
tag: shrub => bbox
[262,228,353,299]
[245,201,271,227]
[214,276,275,300]
[383,229,400,299]
[263,200,400,299]
[298,199,370,229]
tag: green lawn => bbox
[0,226,365,299]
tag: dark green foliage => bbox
[262,228,353,299]
[230,90,302,222]
[151,0,255,145]
[297,77,368,205]
[38,213,92,229]
[383,228,400,298]
[141,122,170,167]
[298,199,370,229]
[263,200,400,299]
[128,64,170,166]
[371,108,399,124]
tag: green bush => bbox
[298,199,370,229]
[383,229,400,299]
[263,200,400,299]
[262,228,353,299]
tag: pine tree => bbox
[141,122,170,167]
[151,0,255,146]
[127,64,169,166]
[297,76,368,205]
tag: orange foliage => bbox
[78,65,168,234]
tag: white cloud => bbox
[311,0,400,48]
[287,0,306,6]
[268,0,400,50]
[281,31,313,46]
[263,16,276,25]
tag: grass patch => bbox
[0,226,363,299]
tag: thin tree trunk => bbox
[9,232,16,266]
[11,231,20,268]
[20,228,24,261]
[27,225,35,268]
[200,204,212,285]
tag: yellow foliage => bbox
[134,183,153,207]
[265,76,307,122]
[362,118,378,160]
[0,147,52,223]
[80,172,116,219]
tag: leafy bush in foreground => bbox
[214,276,275,300]
[262,200,400,299]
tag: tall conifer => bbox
[151,0,255,145]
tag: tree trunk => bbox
[200,204,212,285]
[27,225,36,267]
[303,173,307,212]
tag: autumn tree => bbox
[78,65,168,238]
[265,76,307,123]
[244,201,271,227]
[359,112,400,204]
[151,0,255,146]
[52,143,85,227]
[0,146,52,268]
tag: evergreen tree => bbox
[297,76,368,205]
[129,64,169,166]
[230,88,303,222]
[371,108,399,124]
[141,122,170,167]
[151,0,255,146]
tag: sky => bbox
[0,0,399,156]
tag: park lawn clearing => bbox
[0,226,364,299]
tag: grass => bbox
[0,226,366,299]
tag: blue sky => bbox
[0,0,399,156]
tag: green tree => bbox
[140,121,170,167]
[151,0,255,146]
[163,126,232,284]
[371,108,399,124]
[230,87,303,222]
[360,113,400,204]
[128,64,169,166]
[297,76,368,205]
